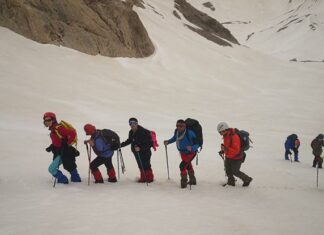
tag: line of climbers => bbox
[43,112,324,188]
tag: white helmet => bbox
[217,122,229,132]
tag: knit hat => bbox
[217,122,229,133]
[43,112,56,120]
[84,123,96,135]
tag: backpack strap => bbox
[54,124,63,140]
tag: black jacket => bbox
[121,125,152,154]
[311,136,324,156]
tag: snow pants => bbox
[179,152,196,176]
[225,158,250,184]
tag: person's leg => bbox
[224,158,235,186]
[293,148,299,162]
[104,157,117,182]
[90,157,105,183]
[231,159,252,186]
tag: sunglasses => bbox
[129,121,138,126]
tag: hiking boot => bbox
[92,169,103,183]
[146,168,154,183]
[108,177,117,183]
[226,177,235,186]
[55,170,69,184]
[188,171,196,185]
[137,170,146,183]
[70,169,81,182]
[180,173,188,188]
[243,177,253,187]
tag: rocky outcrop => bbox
[175,0,239,46]
[0,0,154,57]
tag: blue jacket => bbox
[285,134,300,150]
[167,129,198,154]
[92,131,114,158]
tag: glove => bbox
[46,144,53,152]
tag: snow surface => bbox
[0,0,324,234]
[190,0,324,61]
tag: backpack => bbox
[150,130,159,151]
[100,129,120,151]
[55,120,78,146]
[234,128,252,152]
[185,118,203,150]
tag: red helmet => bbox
[43,112,56,120]
[84,124,96,135]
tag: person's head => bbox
[84,124,96,136]
[176,119,186,131]
[129,117,138,131]
[43,112,57,128]
[317,134,324,141]
[217,122,229,136]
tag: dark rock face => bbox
[175,0,239,46]
[0,0,155,57]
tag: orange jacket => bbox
[222,128,242,160]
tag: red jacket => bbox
[222,128,242,160]
[49,122,77,148]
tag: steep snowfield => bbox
[189,0,324,61]
[0,0,324,235]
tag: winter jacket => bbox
[91,130,114,158]
[120,125,152,155]
[49,122,76,148]
[311,135,324,156]
[167,129,198,154]
[285,135,300,150]
[222,128,242,160]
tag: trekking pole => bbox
[196,153,199,166]
[117,149,120,179]
[119,149,125,174]
[316,164,319,188]
[218,151,227,183]
[289,153,292,163]
[85,143,92,186]
[53,172,57,188]
[165,145,170,180]
[136,151,148,186]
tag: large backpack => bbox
[55,120,78,146]
[185,118,203,150]
[234,128,252,152]
[100,129,120,151]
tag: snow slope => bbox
[0,0,324,234]
[189,0,324,61]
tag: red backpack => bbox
[150,130,159,151]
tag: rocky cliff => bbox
[0,0,154,57]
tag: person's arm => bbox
[188,131,199,152]
[120,131,132,148]
[167,130,177,144]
